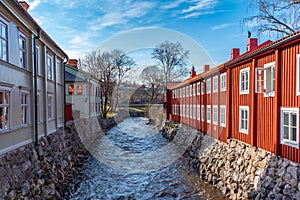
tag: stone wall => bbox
[162,124,300,200]
[0,122,89,199]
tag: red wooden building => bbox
[167,31,300,163]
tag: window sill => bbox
[264,92,275,97]
[240,91,249,95]
[239,129,248,134]
[220,124,226,127]
[281,140,299,149]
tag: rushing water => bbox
[64,117,227,200]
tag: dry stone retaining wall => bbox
[162,124,300,200]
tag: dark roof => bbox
[65,71,86,82]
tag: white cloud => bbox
[27,0,44,11]
[89,1,155,31]
[211,23,235,30]
[182,0,217,13]
[160,0,186,9]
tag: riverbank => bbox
[162,123,300,200]
[0,122,89,199]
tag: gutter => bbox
[63,57,69,129]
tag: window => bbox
[190,85,193,96]
[193,84,196,96]
[197,82,200,95]
[47,94,53,120]
[220,73,226,91]
[197,105,200,120]
[190,105,193,118]
[213,76,218,93]
[201,82,205,94]
[35,45,40,75]
[220,106,226,127]
[255,62,275,97]
[76,85,82,95]
[185,105,188,117]
[18,32,27,69]
[0,19,8,61]
[37,92,41,122]
[186,86,189,97]
[206,78,211,94]
[21,91,29,125]
[183,105,185,117]
[193,105,197,119]
[0,89,10,130]
[297,54,300,96]
[240,68,250,94]
[213,106,218,125]
[201,105,205,122]
[239,106,249,134]
[207,105,211,123]
[281,108,299,148]
[47,54,54,80]
[68,84,74,95]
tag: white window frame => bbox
[240,67,250,94]
[193,105,197,119]
[296,54,300,96]
[186,86,189,97]
[190,85,193,96]
[18,31,28,69]
[220,105,226,127]
[35,45,41,75]
[193,84,196,96]
[37,92,41,122]
[280,108,299,149]
[213,105,218,125]
[201,105,205,122]
[0,17,8,62]
[239,106,249,134]
[185,104,188,118]
[20,90,30,125]
[201,81,205,94]
[197,82,200,95]
[0,86,11,131]
[264,62,275,97]
[206,78,211,94]
[47,53,54,80]
[220,73,226,91]
[189,105,192,118]
[207,105,211,123]
[213,76,218,93]
[47,93,53,120]
[197,105,200,120]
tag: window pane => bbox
[284,113,289,125]
[283,126,289,139]
[0,92,2,104]
[291,127,297,142]
[291,113,297,126]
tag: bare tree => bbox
[140,66,164,103]
[111,49,135,111]
[152,41,189,90]
[244,0,300,37]
[80,49,134,118]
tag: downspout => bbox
[34,28,40,145]
[63,57,69,129]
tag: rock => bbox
[236,158,243,166]
[7,190,16,200]
[286,166,298,180]
[21,181,31,196]
[276,167,286,177]
[283,172,298,186]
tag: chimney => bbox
[19,1,30,12]
[204,64,210,73]
[190,65,196,78]
[67,59,78,68]
[231,48,240,60]
[247,38,258,52]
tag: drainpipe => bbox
[34,28,40,145]
[63,57,69,129]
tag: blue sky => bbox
[27,0,260,71]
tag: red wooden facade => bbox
[168,31,300,163]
